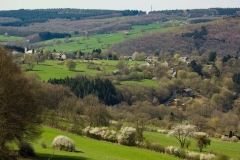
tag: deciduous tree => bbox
[0,46,42,157]
[168,124,196,148]
[64,59,76,70]
[196,135,211,152]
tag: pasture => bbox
[33,126,179,160]
[42,22,172,52]
[25,60,151,84]
[144,131,240,159]
[0,35,24,41]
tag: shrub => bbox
[144,139,165,153]
[41,139,47,148]
[18,142,35,158]
[68,124,83,135]
[83,126,117,142]
[117,126,136,146]
[52,135,75,152]
[165,146,181,157]
[215,153,230,160]
[200,153,216,160]
[157,129,168,134]
[221,136,230,142]
[185,139,191,149]
[186,151,201,160]
[230,136,239,142]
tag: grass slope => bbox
[144,131,240,158]
[34,126,179,160]
[42,23,171,52]
[0,35,24,41]
[25,60,150,84]
[26,60,112,81]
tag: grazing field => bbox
[144,131,240,159]
[0,35,24,41]
[33,126,179,160]
[25,60,151,84]
[42,23,172,52]
[25,60,115,81]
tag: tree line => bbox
[149,8,240,18]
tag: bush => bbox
[200,153,216,160]
[230,136,239,142]
[83,126,117,142]
[52,135,75,152]
[68,124,83,135]
[215,153,230,160]
[41,139,47,148]
[165,146,181,157]
[185,152,216,160]
[117,126,136,146]
[185,139,191,149]
[18,142,35,158]
[221,136,230,142]
[186,151,201,160]
[144,139,165,153]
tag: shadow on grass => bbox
[39,64,53,66]
[35,153,88,160]
[31,70,44,72]
[73,70,85,73]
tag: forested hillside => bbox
[149,8,240,17]
[110,16,240,57]
[0,9,144,27]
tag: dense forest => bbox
[48,76,123,106]
[0,9,144,27]
[149,8,240,18]
[110,16,240,57]
[0,14,166,37]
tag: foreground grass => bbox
[33,126,179,160]
[144,131,240,158]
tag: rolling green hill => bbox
[34,126,179,160]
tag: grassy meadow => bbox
[144,131,240,159]
[42,23,172,52]
[33,126,179,160]
[25,60,149,82]
[0,35,24,41]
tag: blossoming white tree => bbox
[168,124,196,148]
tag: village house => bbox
[171,99,181,106]
[182,88,194,97]
[179,57,191,65]
[145,61,154,67]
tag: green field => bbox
[25,60,151,84]
[33,126,179,160]
[144,131,240,159]
[0,35,24,41]
[42,23,172,52]
[25,60,114,81]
